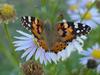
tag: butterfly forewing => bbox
[56,20,91,42]
[67,22,91,36]
[21,16,43,39]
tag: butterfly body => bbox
[21,16,91,53]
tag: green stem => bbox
[0,43,18,68]
[3,23,19,67]
[4,23,12,44]
[80,0,97,22]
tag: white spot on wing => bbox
[83,28,86,30]
[28,24,31,27]
[28,16,31,23]
[74,22,78,28]
[23,20,26,23]
[23,16,26,19]
[76,30,80,33]
[81,30,83,32]
[82,24,85,27]
[62,19,66,23]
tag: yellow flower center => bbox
[0,4,15,17]
[69,5,78,11]
[91,49,100,59]
[0,4,16,22]
[82,12,92,20]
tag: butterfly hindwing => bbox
[21,16,43,39]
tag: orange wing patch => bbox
[38,39,66,53]
[31,19,43,39]
[38,39,48,52]
[51,42,66,53]
[57,22,75,42]
[62,26,75,41]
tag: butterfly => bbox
[21,16,91,53]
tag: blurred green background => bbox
[0,0,100,75]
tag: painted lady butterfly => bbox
[21,16,91,53]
